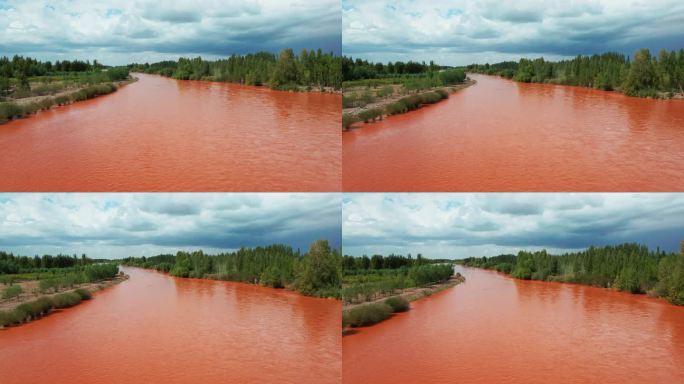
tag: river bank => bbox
[342,272,465,331]
[0,266,341,384]
[342,78,475,130]
[0,77,136,124]
[342,265,684,384]
[0,273,128,328]
[0,72,340,192]
[342,73,684,192]
[131,265,342,301]
[120,242,342,300]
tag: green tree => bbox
[296,240,341,296]
[270,48,298,86]
[624,48,657,95]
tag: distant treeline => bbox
[342,253,454,304]
[0,55,106,78]
[129,49,342,90]
[342,253,447,270]
[459,242,684,305]
[343,57,451,81]
[0,251,97,274]
[1,55,129,93]
[467,48,684,98]
[121,240,341,298]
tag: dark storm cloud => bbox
[0,0,341,65]
[343,194,684,258]
[0,193,341,258]
[343,0,684,65]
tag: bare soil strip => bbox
[0,274,129,312]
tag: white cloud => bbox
[0,193,341,258]
[0,0,341,64]
[343,0,684,65]
[342,193,684,258]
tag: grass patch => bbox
[384,296,410,312]
[357,108,383,123]
[74,288,92,300]
[1,284,22,300]
[15,296,54,322]
[0,83,119,124]
[343,303,393,327]
[342,113,358,130]
[52,292,82,308]
[383,90,448,117]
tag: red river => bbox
[343,265,684,384]
[343,74,684,191]
[0,267,341,384]
[0,74,341,191]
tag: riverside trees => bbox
[461,243,684,305]
[341,254,454,304]
[0,252,96,274]
[121,240,342,298]
[468,48,684,98]
[130,48,342,90]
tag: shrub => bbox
[0,102,25,122]
[342,113,358,130]
[16,297,54,321]
[342,94,357,108]
[2,284,22,300]
[0,309,22,327]
[418,91,443,104]
[384,296,410,312]
[376,85,394,98]
[434,89,449,99]
[52,292,82,308]
[55,95,71,105]
[343,303,393,327]
[439,69,466,85]
[385,100,408,115]
[400,95,422,111]
[105,67,130,82]
[74,288,92,300]
[84,263,118,282]
[357,108,383,123]
[39,278,59,293]
[408,264,453,286]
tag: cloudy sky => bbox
[0,193,341,259]
[0,0,340,65]
[343,0,684,65]
[343,193,684,259]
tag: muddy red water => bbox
[0,74,341,191]
[0,267,341,384]
[343,74,684,191]
[343,265,684,384]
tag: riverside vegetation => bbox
[129,48,342,91]
[341,254,460,328]
[0,55,132,124]
[467,48,684,99]
[121,240,341,299]
[0,252,121,328]
[459,242,684,305]
[342,57,468,129]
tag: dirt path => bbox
[342,273,466,311]
[343,78,476,116]
[12,78,137,106]
[0,274,129,311]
